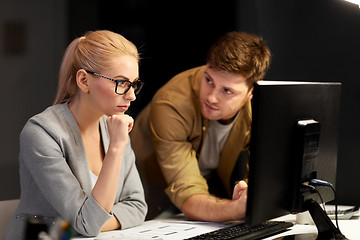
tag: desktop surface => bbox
[70,207,360,240]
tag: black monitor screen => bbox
[246,80,342,226]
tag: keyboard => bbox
[185,221,294,240]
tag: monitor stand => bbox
[304,199,347,240]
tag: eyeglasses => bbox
[85,70,143,95]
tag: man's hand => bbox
[232,180,248,200]
[181,181,248,222]
[232,180,248,218]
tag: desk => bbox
[72,208,360,240]
[262,212,360,240]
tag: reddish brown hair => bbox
[206,32,271,87]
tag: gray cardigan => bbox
[6,103,147,239]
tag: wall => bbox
[0,0,67,200]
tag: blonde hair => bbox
[53,30,139,104]
[206,32,271,87]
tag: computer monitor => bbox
[246,80,345,239]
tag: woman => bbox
[6,30,147,239]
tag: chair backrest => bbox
[0,199,19,240]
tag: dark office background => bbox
[0,0,359,206]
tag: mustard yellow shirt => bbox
[131,66,252,210]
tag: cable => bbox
[309,179,333,188]
[308,179,339,229]
[302,183,326,210]
[330,185,339,229]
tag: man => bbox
[131,32,271,221]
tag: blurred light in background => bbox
[344,0,360,7]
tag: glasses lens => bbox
[116,81,129,95]
[115,80,143,95]
[134,81,143,94]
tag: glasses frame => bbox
[84,70,143,95]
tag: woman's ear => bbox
[76,69,90,93]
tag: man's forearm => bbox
[181,194,246,222]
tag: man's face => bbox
[199,65,253,124]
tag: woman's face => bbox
[87,55,139,117]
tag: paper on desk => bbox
[71,216,235,240]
